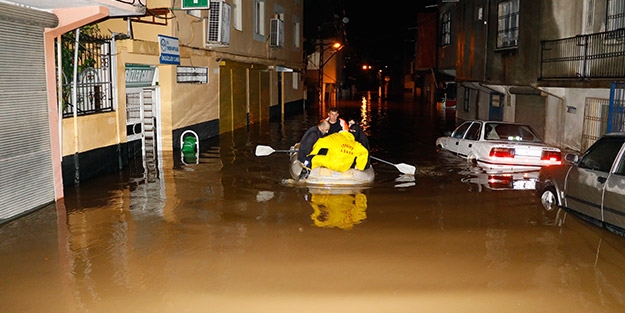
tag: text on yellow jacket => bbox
[308,131,369,171]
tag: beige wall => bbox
[82,0,304,152]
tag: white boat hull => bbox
[289,148,374,186]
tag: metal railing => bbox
[60,32,114,118]
[540,28,625,79]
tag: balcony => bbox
[3,0,146,17]
[540,29,625,80]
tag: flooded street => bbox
[2,98,625,313]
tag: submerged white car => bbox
[436,120,562,172]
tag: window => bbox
[579,136,624,172]
[293,17,300,48]
[496,0,519,49]
[614,147,625,176]
[441,11,451,46]
[254,0,265,36]
[463,88,470,112]
[292,72,299,89]
[233,0,242,31]
[452,122,471,139]
[465,123,482,140]
[607,0,625,31]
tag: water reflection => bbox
[458,166,539,192]
[394,174,416,188]
[305,186,368,230]
[6,99,625,313]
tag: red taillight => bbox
[541,150,562,165]
[489,147,515,158]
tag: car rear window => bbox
[485,123,542,142]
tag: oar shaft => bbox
[370,156,394,166]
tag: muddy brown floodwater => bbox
[2,98,625,313]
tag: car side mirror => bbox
[444,131,452,137]
[564,153,579,164]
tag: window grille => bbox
[608,0,625,31]
[441,11,451,46]
[59,31,114,118]
[496,0,519,49]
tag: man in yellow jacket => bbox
[307,130,369,172]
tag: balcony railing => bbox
[540,28,625,79]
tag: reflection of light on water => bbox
[256,191,275,202]
[305,187,367,230]
[394,174,416,188]
[458,166,539,192]
[360,97,371,133]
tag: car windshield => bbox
[484,123,543,142]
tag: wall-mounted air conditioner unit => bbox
[205,0,231,47]
[270,18,284,47]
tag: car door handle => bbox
[597,176,607,184]
[455,142,459,145]
[468,144,472,148]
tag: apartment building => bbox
[0,0,304,222]
[425,0,625,152]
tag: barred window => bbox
[441,11,451,46]
[607,0,625,31]
[497,0,519,49]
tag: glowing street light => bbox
[318,41,344,106]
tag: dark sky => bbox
[304,0,438,67]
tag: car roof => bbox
[603,132,625,138]
[465,120,532,126]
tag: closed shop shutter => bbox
[0,4,58,222]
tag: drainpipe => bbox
[56,35,63,163]
[111,34,122,170]
[482,0,490,83]
[530,83,566,149]
[72,28,80,185]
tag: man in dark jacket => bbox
[297,120,330,179]
[348,119,371,169]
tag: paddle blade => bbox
[396,163,416,175]
[255,145,275,156]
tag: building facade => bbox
[65,0,305,184]
[426,0,625,152]
[0,0,304,222]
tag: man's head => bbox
[318,120,330,134]
[327,107,339,123]
[348,119,360,133]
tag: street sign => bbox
[158,34,180,65]
[181,0,209,10]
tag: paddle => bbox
[255,145,297,156]
[256,145,416,175]
[370,156,416,175]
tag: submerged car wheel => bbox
[540,188,558,212]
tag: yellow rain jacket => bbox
[309,131,369,171]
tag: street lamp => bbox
[318,41,344,107]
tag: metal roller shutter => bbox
[0,4,58,221]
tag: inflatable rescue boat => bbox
[288,143,375,186]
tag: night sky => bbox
[304,1,438,64]
[304,0,438,82]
